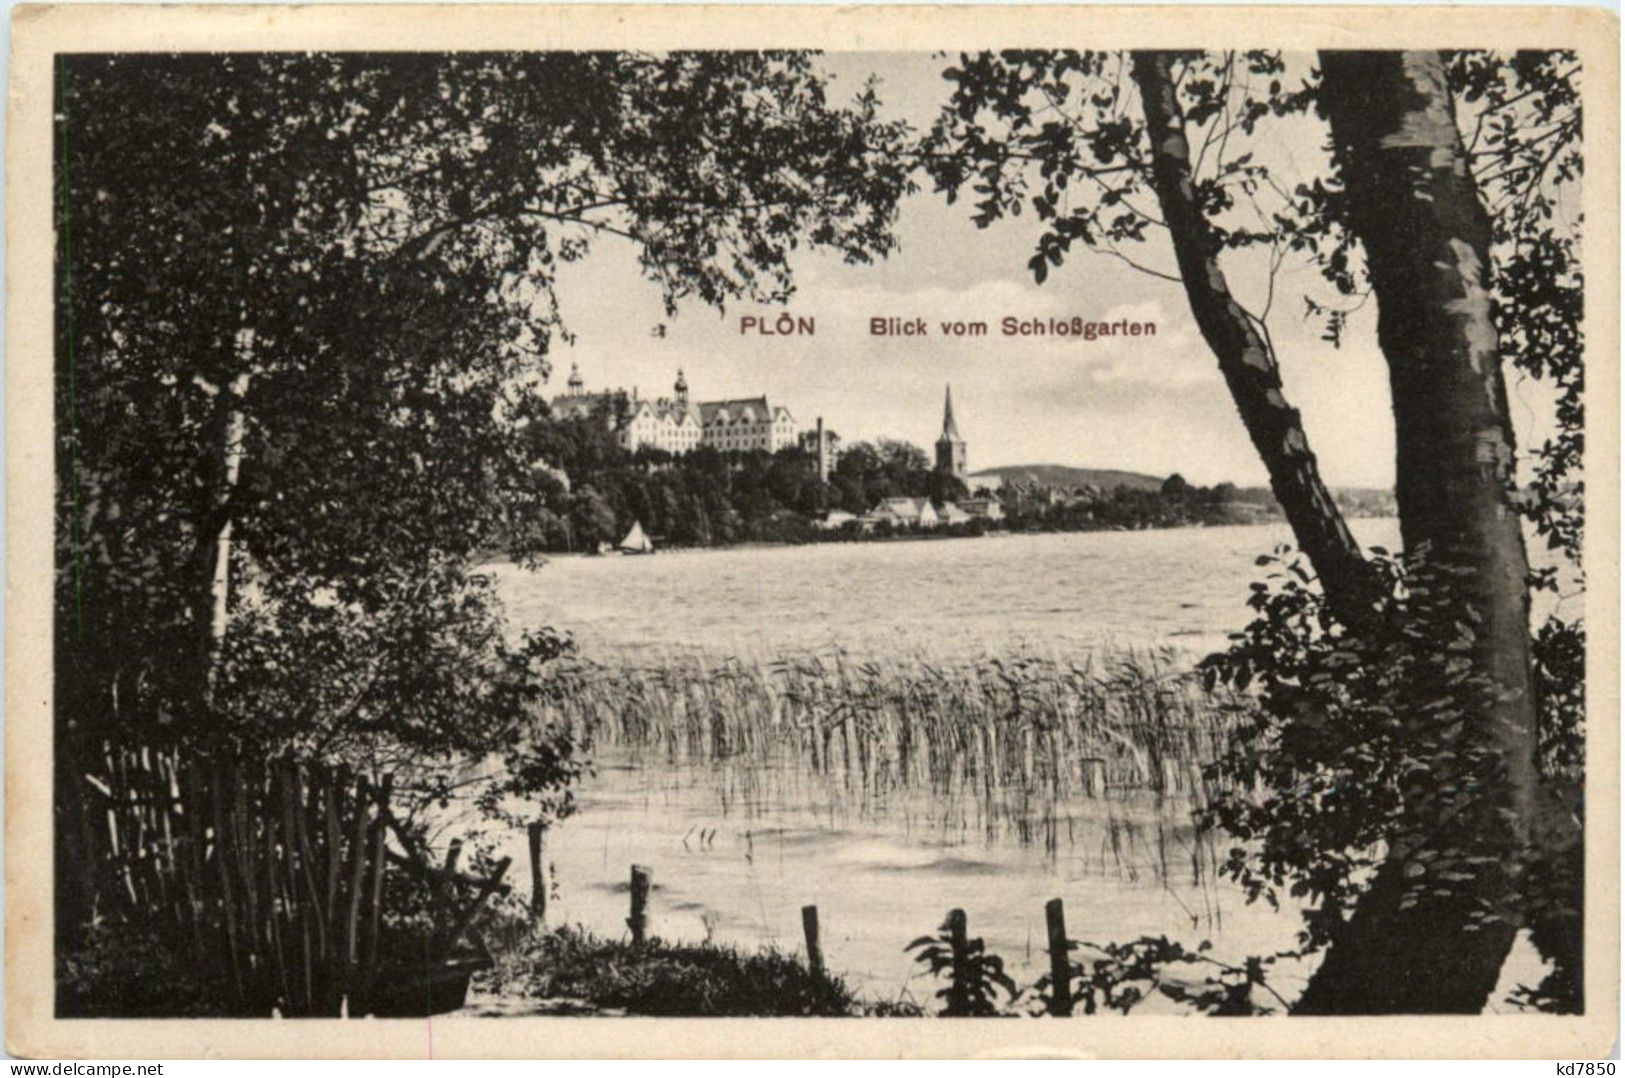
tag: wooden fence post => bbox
[801,904,823,976]
[357,776,392,1011]
[441,857,512,952]
[527,822,548,924]
[1045,898,1073,1016]
[1245,956,1264,1012]
[442,839,464,878]
[946,908,970,1016]
[628,865,651,945]
[343,776,371,999]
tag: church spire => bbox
[938,384,963,443]
[935,384,967,482]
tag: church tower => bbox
[566,361,585,396]
[674,367,689,407]
[935,384,967,482]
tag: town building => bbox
[815,509,860,531]
[551,365,797,455]
[958,498,1005,522]
[866,496,940,529]
[833,389,1003,533]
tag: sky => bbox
[543,52,1561,490]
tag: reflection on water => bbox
[482,749,1313,1003]
[476,520,1550,1008]
[481,525,1368,999]
[530,645,1235,852]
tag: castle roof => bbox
[629,398,701,425]
[550,389,619,417]
[700,397,775,425]
[552,389,703,424]
[551,376,791,430]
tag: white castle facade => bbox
[551,364,798,455]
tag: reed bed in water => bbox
[537,645,1237,849]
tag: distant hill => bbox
[967,464,1165,491]
[966,465,1396,515]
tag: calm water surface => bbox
[472,521,1542,1007]
[494,520,1403,660]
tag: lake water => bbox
[494,520,1404,661]
[472,521,1544,1011]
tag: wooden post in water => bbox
[945,908,970,1016]
[1079,758,1107,799]
[527,822,548,924]
[1186,761,1207,799]
[628,865,652,945]
[801,904,824,977]
[1159,757,1184,794]
[1044,898,1073,1016]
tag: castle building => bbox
[551,364,797,455]
[935,384,967,482]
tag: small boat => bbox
[618,520,655,555]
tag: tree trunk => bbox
[1291,49,1549,1014]
[198,332,254,706]
[1130,52,1385,634]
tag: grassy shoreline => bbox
[474,925,919,1017]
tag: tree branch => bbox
[1130,50,1385,633]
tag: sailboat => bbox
[617,520,655,555]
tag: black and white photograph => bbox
[11,2,1618,1059]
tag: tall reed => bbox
[532,644,1238,883]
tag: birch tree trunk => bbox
[199,329,254,706]
[1130,52,1386,633]
[1288,49,1547,1014]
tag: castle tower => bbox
[566,361,584,396]
[674,368,689,407]
[935,384,967,482]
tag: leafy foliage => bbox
[1531,614,1585,782]
[923,49,1583,567]
[925,47,1587,1015]
[923,50,1354,334]
[502,412,973,551]
[514,927,862,1017]
[1033,936,1283,1016]
[57,923,237,1018]
[55,52,912,815]
[1196,548,1584,1008]
[906,915,1018,1016]
[1451,51,1584,565]
[505,403,1305,553]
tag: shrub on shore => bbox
[57,923,236,1018]
[498,926,872,1017]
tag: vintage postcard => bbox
[7,2,1619,1060]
